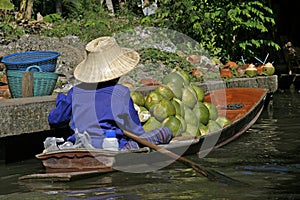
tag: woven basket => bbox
[2,51,60,72]
[6,65,58,98]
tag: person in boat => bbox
[48,36,172,150]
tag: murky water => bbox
[0,89,299,200]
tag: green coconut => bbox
[144,90,164,110]
[182,123,200,137]
[263,62,275,76]
[216,116,232,128]
[207,120,222,133]
[193,101,210,125]
[176,114,187,134]
[175,68,190,85]
[162,116,182,137]
[133,103,140,113]
[152,99,176,122]
[198,123,209,136]
[139,106,148,112]
[155,85,175,100]
[245,64,258,77]
[166,82,183,99]
[183,105,198,127]
[181,85,197,109]
[143,117,162,132]
[130,90,145,106]
[203,101,218,121]
[162,71,185,86]
[191,84,205,102]
[171,98,185,117]
[138,110,151,123]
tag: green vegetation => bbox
[0,0,280,64]
[142,0,280,62]
[0,0,14,10]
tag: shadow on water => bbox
[0,89,300,199]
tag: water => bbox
[0,89,300,200]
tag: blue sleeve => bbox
[48,88,73,128]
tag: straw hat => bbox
[74,36,140,83]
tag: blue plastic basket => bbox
[1,51,60,72]
[6,65,58,98]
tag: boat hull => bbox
[36,148,150,173]
[36,87,268,173]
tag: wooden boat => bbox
[23,87,268,180]
[34,147,151,173]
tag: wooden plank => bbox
[22,72,34,97]
[18,169,114,182]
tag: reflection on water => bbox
[0,90,300,199]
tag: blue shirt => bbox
[48,83,145,149]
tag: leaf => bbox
[190,15,200,23]
[0,0,14,10]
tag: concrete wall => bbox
[0,76,278,139]
[0,96,55,137]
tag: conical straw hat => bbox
[74,36,140,83]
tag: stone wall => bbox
[0,96,55,137]
[0,35,87,82]
[0,75,277,138]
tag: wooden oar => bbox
[123,130,243,184]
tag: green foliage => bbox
[1,0,280,63]
[0,24,24,42]
[0,0,14,10]
[33,0,82,18]
[141,0,280,63]
[39,1,141,41]
[140,48,192,70]
[138,48,204,82]
[62,0,83,18]
[0,13,24,43]
[43,13,61,23]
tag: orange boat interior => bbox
[204,88,267,123]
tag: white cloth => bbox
[142,0,158,16]
[101,0,115,14]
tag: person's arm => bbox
[48,88,73,128]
